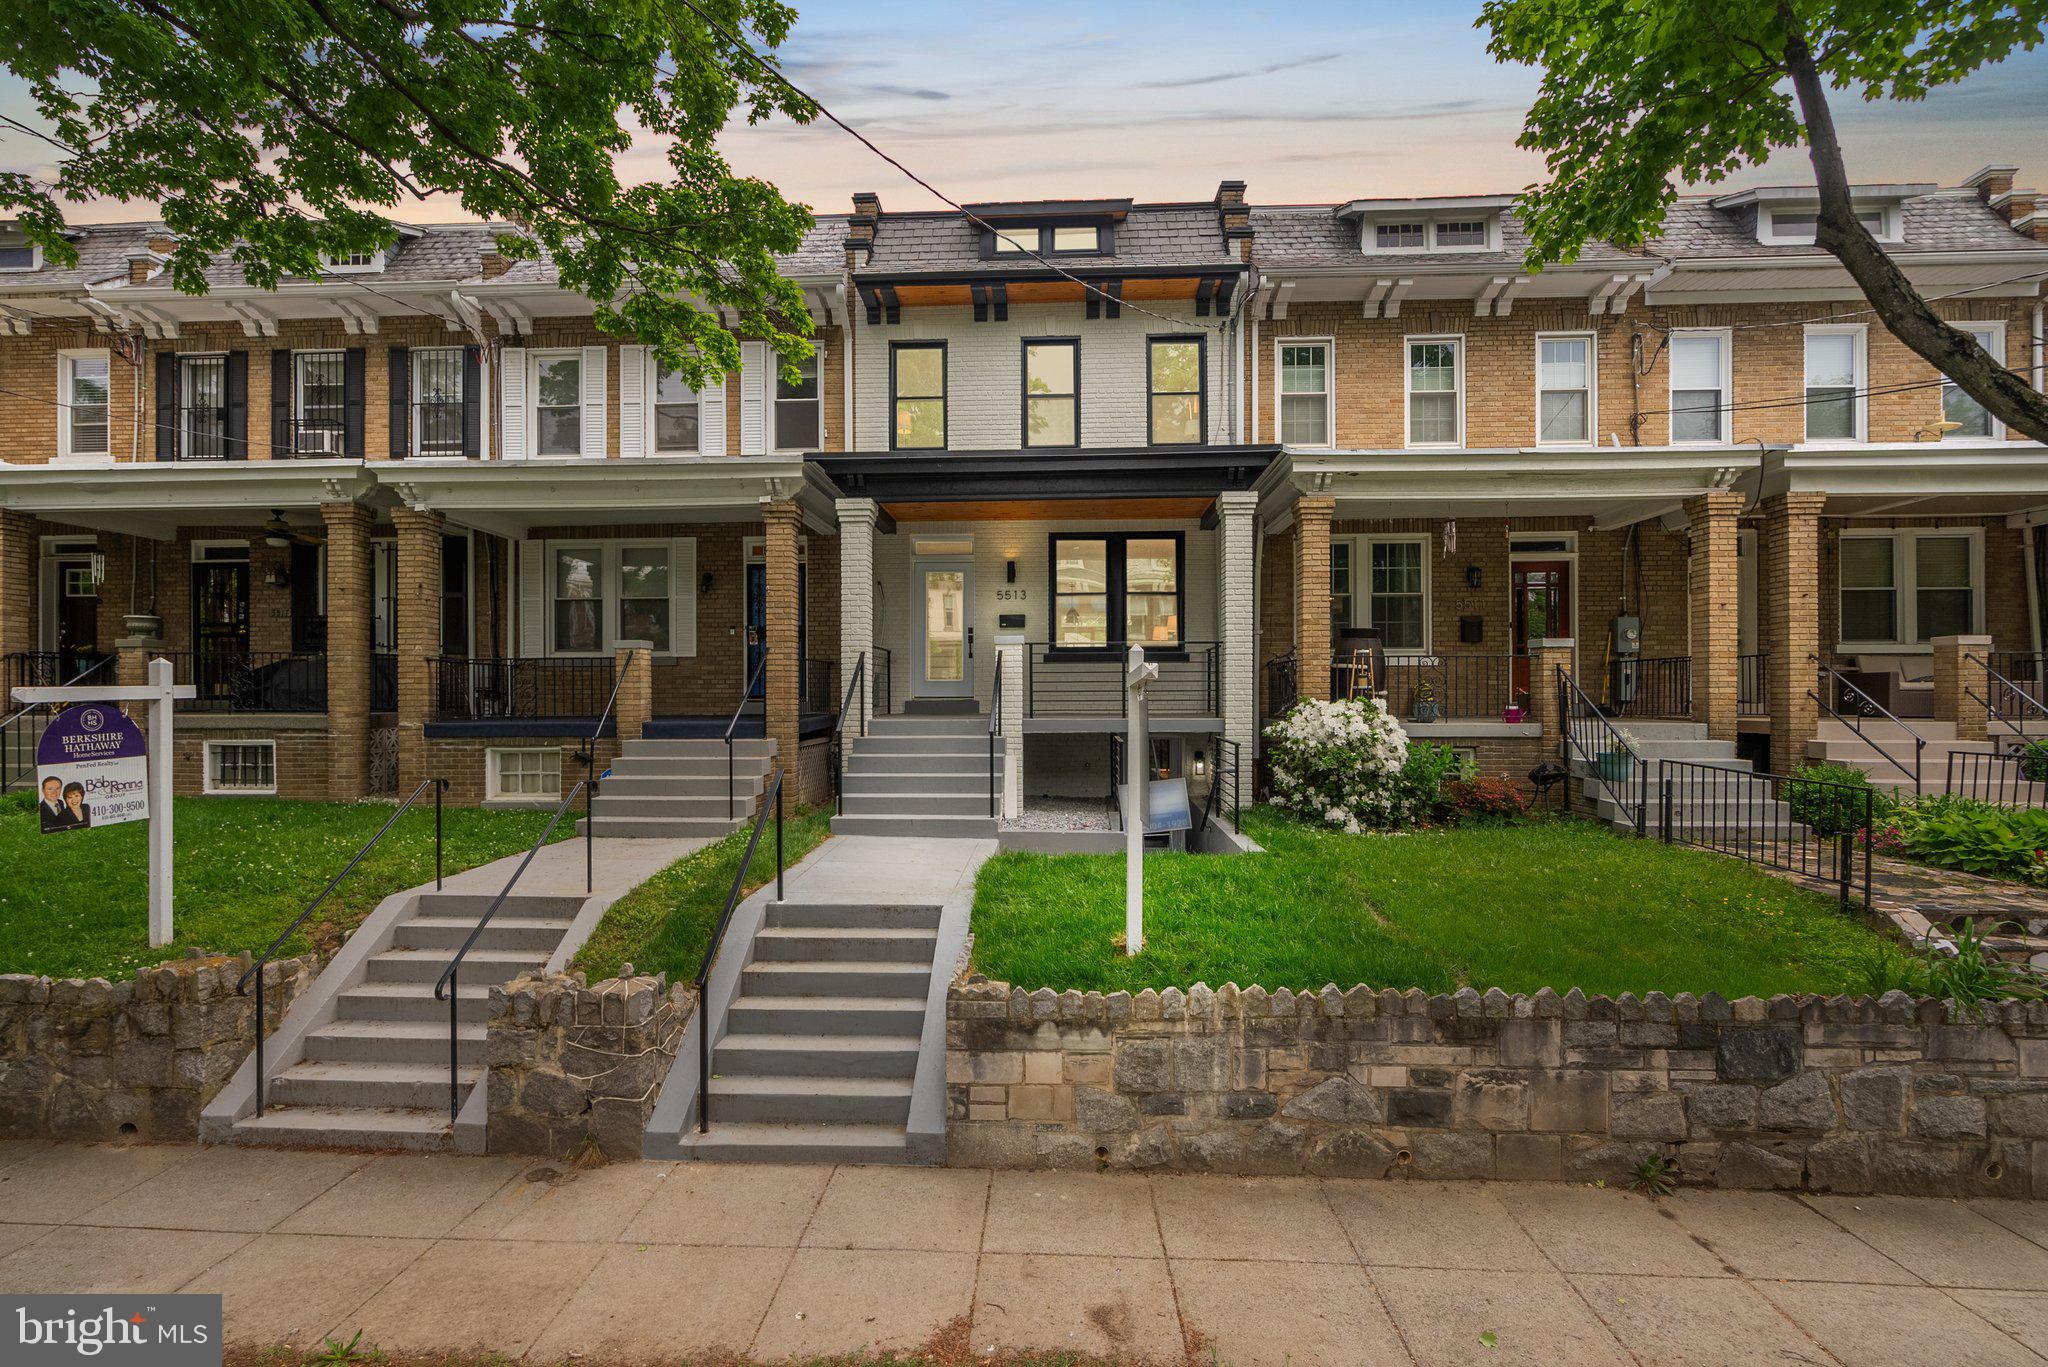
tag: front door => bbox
[743,561,807,700]
[53,557,100,677]
[914,560,973,698]
[192,559,251,701]
[1510,560,1572,703]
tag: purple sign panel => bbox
[35,705,148,834]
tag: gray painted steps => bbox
[677,1121,911,1164]
[725,995,927,1035]
[268,1060,483,1110]
[580,735,776,840]
[831,814,1000,838]
[834,712,1003,839]
[231,1105,453,1152]
[707,1075,912,1124]
[714,1033,919,1077]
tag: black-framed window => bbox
[891,342,946,449]
[1023,339,1079,447]
[983,224,1111,257]
[1049,532,1183,650]
[1147,336,1203,446]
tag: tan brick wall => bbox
[1292,497,1334,700]
[419,734,621,806]
[322,502,374,799]
[1687,492,1743,740]
[763,501,805,799]
[392,506,445,790]
[173,724,335,801]
[1764,493,1828,772]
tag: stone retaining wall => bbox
[948,977,2048,1198]
[0,949,321,1140]
[486,970,689,1158]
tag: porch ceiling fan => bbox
[260,509,324,548]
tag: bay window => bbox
[1147,337,1203,445]
[1405,338,1462,446]
[1049,533,1183,650]
[1838,530,1980,646]
[1804,326,1865,441]
[1536,335,1593,444]
[1279,342,1331,446]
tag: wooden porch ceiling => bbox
[881,496,1215,522]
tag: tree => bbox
[0,0,819,385]
[1479,0,2048,443]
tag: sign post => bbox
[15,657,195,947]
[1124,645,1158,957]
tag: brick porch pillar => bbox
[836,498,877,723]
[322,501,374,801]
[613,641,652,743]
[1529,637,1578,753]
[1293,495,1335,701]
[1685,491,1744,742]
[1215,490,1258,759]
[1932,634,1992,743]
[392,506,445,793]
[0,509,32,664]
[1763,492,1827,774]
[762,499,804,800]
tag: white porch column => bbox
[1216,490,1259,759]
[997,634,1025,820]
[837,497,878,718]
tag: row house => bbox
[2,164,2047,829]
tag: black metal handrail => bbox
[1264,651,1299,720]
[874,646,892,718]
[237,778,446,1116]
[570,652,633,884]
[1193,735,1243,836]
[1969,652,2048,742]
[1558,666,1647,836]
[695,769,784,1134]
[167,648,328,713]
[1610,654,1692,720]
[832,653,867,816]
[727,647,770,820]
[1738,652,1769,718]
[989,652,1004,819]
[1659,759,1872,912]
[434,777,589,1122]
[1811,655,1924,793]
[2,654,113,792]
[1107,733,1126,827]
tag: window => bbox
[178,355,228,460]
[1050,226,1099,253]
[0,236,41,271]
[59,351,110,457]
[988,225,1105,255]
[1405,338,1462,445]
[551,546,602,652]
[1434,220,1488,247]
[1669,331,1729,443]
[1804,327,1863,441]
[1838,531,1980,646]
[1279,342,1331,446]
[1049,534,1183,649]
[1941,324,2004,439]
[1330,541,1353,628]
[1839,537,1896,642]
[1023,340,1079,447]
[533,353,583,456]
[1915,536,1974,641]
[321,249,385,272]
[992,230,1033,253]
[617,545,671,652]
[1537,336,1593,444]
[206,741,276,795]
[294,350,346,440]
[489,748,562,801]
[1148,337,1203,445]
[412,348,466,457]
[1369,540,1427,650]
[1367,218,1492,251]
[892,343,946,449]
[1762,208,1890,244]
[1375,222,1425,249]
[774,351,821,451]
[650,367,700,453]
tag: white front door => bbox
[914,559,973,698]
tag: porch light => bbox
[1465,565,1482,588]
[1191,749,1208,780]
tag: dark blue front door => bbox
[744,562,806,700]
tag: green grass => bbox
[970,807,1893,999]
[0,790,565,981]
[572,806,833,983]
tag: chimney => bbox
[1963,165,2019,204]
[1216,179,1253,262]
[479,251,512,280]
[845,191,881,271]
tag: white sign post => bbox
[1124,645,1158,957]
[14,657,195,947]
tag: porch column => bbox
[1932,634,1992,743]
[997,634,1024,819]
[1216,491,1258,759]
[1292,495,1335,701]
[836,497,877,722]
[392,505,445,793]
[322,501,374,801]
[1530,637,1578,754]
[763,498,805,799]
[0,510,32,662]
[613,641,653,744]
[1685,491,1743,742]
[1762,492,1826,774]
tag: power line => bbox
[1644,266,2048,336]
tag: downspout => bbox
[838,279,853,451]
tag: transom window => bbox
[1804,327,1864,441]
[1023,340,1079,447]
[1839,531,1978,646]
[654,368,700,453]
[1148,337,1203,445]
[1537,336,1593,444]
[1669,332,1729,443]
[1405,338,1462,446]
[1050,534,1182,649]
[774,352,821,451]
[1941,324,2004,439]
[60,352,110,457]
[412,348,466,457]
[1279,342,1331,446]
[533,353,584,456]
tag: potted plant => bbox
[1410,679,1441,724]
[1595,745,1633,783]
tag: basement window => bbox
[205,741,276,795]
[489,747,562,801]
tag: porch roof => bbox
[811,444,1279,511]
[1762,442,2048,519]
[0,459,382,540]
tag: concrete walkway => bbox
[770,832,996,906]
[2,1142,2045,1365]
[436,829,715,900]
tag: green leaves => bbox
[1,0,820,385]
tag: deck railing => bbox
[167,649,327,713]
[1027,641,1218,719]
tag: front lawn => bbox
[970,808,1893,998]
[0,791,565,980]
[572,806,833,983]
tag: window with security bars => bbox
[178,355,228,459]
[208,742,275,793]
[294,351,346,442]
[413,348,466,456]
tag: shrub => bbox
[1785,763,1886,836]
[1262,696,1416,833]
[1445,775,1532,825]
[1895,799,2048,886]
[1399,742,1471,823]
[2019,739,2048,783]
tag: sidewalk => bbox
[1,1141,2044,1365]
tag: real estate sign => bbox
[35,705,149,834]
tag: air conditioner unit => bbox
[297,427,347,456]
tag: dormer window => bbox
[980,223,1112,257]
[1434,220,1489,247]
[1375,223,1425,249]
[993,231,1032,253]
[1363,217,1496,253]
[321,248,386,273]
[0,236,37,271]
[1757,205,1898,245]
[1051,226,1099,253]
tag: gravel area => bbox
[1003,797,1117,831]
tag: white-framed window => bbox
[1405,336,1463,446]
[320,248,386,273]
[1838,529,1982,648]
[551,545,603,653]
[1668,330,1730,445]
[58,349,111,458]
[1278,340,1332,447]
[411,347,466,457]
[616,544,672,651]
[1804,325,1866,442]
[1365,536,1428,651]
[1536,334,1594,445]
[1758,206,1896,245]
[1330,540,1353,628]
[489,747,562,801]
[542,540,685,656]
[1434,220,1489,247]
[653,367,700,454]
[1365,218,1495,253]
[293,350,347,439]
[531,351,584,456]
[773,350,821,452]
[0,236,41,271]
[1375,222,1425,250]
[205,741,276,795]
[1941,323,2006,440]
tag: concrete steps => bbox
[579,736,774,839]
[833,715,1002,839]
[1575,725,1805,836]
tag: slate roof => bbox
[860,204,1241,276]
[1249,205,1646,270]
[0,222,162,289]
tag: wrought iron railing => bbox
[832,653,867,815]
[168,649,328,712]
[1738,653,1769,718]
[280,418,349,458]
[371,653,397,713]
[410,400,469,458]
[1370,654,1516,721]
[804,657,840,715]
[1558,666,1647,836]
[694,768,783,1134]
[1971,652,2048,743]
[726,647,770,820]
[1946,750,2048,808]
[174,403,231,460]
[1026,641,1218,719]
[1610,654,1693,720]
[1988,651,2048,719]
[7,650,113,691]
[1812,655,1923,794]
[1,654,113,792]
[873,646,892,718]
[988,652,1004,819]
[430,656,615,721]
[1659,759,1872,912]
[1264,652,1298,720]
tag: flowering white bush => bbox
[1263,695,1415,833]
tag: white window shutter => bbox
[672,537,697,657]
[580,345,607,457]
[619,345,646,458]
[740,340,767,455]
[518,540,547,656]
[700,371,727,456]
[500,347,527,460]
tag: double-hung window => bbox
[1330,542,1354,628]
[653,368,700,454]
[616,545,672,651]
[1668,331,1729,443]
[1023,340,1079,447]
[412,348,466,457]
[892,343,945,449]
[59,351,110,458]
[178,355,228,460]
[774,351,821,451]
[1148,337,1203,445]
[1804,326,1865,441]
[294,350,346,448]
[1279,342,1331,446]
[545,541,682,655]
[1941,324,2005,439]
[1049,534,1182,649]
[1405,338,1462,446]
[533,353,584,456]
[1838,531,1979,646]
[1536,336,1593,444]
[551,546,603,652]
[1368,540,1427,650]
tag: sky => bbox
[7,0,2048,222]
